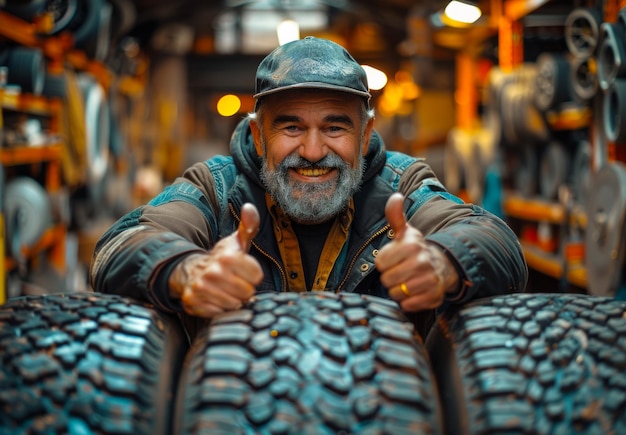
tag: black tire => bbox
[2,0,79,34]
[42,71,67,99]
[534,53,572,112]
[4,46,45,95]
[0,292,188,434]
[571,56,598,102]
[539,142,570,201]
[513,146,538,198]
[603,78,626,143]
[175,292,443,434]
[571,139,592,206]
[64,0,112,61]
[425,293,626,435]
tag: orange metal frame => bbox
[0,11,71,302]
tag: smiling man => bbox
[90,36,527,337]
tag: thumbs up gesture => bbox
[237,203,260,251]
[169,203,264,318]
[375,193,459,311]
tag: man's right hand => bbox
[168,203,264,317]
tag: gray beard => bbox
[260,148,366,224]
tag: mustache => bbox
[280,152,346,170]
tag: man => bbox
[90,36,527,337]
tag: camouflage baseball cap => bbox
[254,36,371,106]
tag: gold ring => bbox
[400,283,410,297]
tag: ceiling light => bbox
[362,65,387,90]
[444,1,482,24]
[217,94,242,117]
[277,19,300,45]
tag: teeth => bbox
[296,167,331,177]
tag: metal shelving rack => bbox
[451,0,612,292]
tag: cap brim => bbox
[253,82,371,100]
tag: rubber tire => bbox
[2,0,79,34]
[42,71,67,99]
[513,146,539,198]
[539,142,570,201]
[0,292,188,434]
[572,139,592,206]
[534,53,572,112]
[72,0,112,61]
[603,78,626,143]
[175,292,443,434]
[78,73,110,198]
[5,46,45,95]
[425,293,626,435]
[571,56,598,102]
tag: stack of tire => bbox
[486,65,550,199]
[1,290,625,434]
[562,7,626,299]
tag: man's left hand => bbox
[375,193,459,311]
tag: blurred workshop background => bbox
[0,0,624,302]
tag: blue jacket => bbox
[90,118,527,336]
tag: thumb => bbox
[237,203,260,252]
[385,193,408,239]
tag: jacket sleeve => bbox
[89,162,221,312]
[399,160,528,304]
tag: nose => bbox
[299,130,327,163]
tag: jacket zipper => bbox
[336,224,390,293]
[251,242,288,293]
[229,203,288,292]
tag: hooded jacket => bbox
[90,118,527,337]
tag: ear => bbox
[361,116,375,156]
[249,119,263,157]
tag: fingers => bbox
[180,273,256,317]
[388,273,444,311]
[385,244,460,312]
[398,287,445,311]
[237,202,260,252]
[178,260,258,318]
[385,192,408,239]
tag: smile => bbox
[295,167,332,177]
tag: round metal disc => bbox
[539,142,569,200]
[565,7,602,58]
[571,56,598,101]
[4,177,52,255]
[585,162,626,297]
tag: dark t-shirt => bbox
[292,219,334,291]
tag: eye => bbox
[325,125,347,135]
[281,124,301,133]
